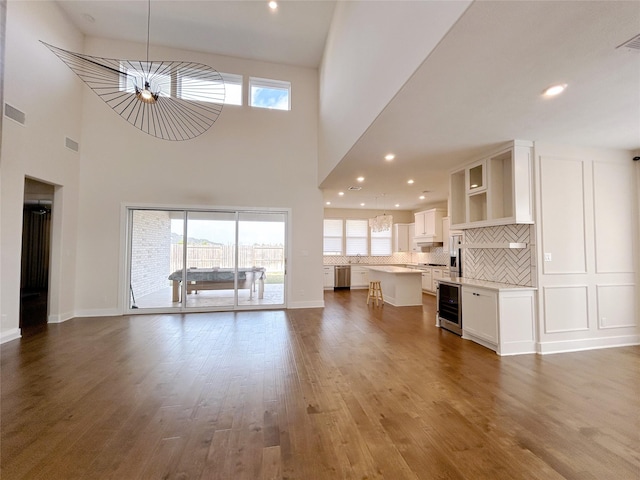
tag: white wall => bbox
[1,1,83,342]
[317,0,471,184]
[534,144,639,353]
[72,37,323,315]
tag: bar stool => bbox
[367,281,384,306]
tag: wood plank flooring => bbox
[1,289,639,479]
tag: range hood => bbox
[416,240,444,250]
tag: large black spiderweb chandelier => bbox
[42,1,224,141]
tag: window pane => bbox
[130,209,182,309]
[184,211,237,308]
[250,77,290,110]
[346,219,368,256]
[178,75,225,104]
[323,219,343,255]
[238,211,285,306]
[371,228,392,256]
[220,73,243,105]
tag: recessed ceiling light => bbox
[385,153,395,161]
[419,195,425,200]
[326,201,331,205]
[338,191,344,196]
[407,179,414,184]
[395,203,400,207]
[356,176,365,182]
[360,203,365,206]
[542,83,567,97]
[268,1,278,10]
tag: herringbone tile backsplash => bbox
[464,224,536,287]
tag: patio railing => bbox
[171,244,284,273]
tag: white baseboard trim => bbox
[1,328,22,344]
[48,311,75,324]
[287,300,325,309]
[538,334,640,355]
[462,333,497,353]
[73,308,122,318]
[497,341,538,356]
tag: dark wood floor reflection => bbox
[1,290,638,479]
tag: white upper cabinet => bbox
[414,208,445,241]
[393,223,411,252]
[450,140,534,229]
[408,223,419,252]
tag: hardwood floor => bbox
[2,289,638,479]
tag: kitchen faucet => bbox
[356,253,361,263]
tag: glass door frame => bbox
[122,204,289,314]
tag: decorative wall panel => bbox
[543,285,589,333]
[540,157,587,274]
[593,162,635,273]
[464,224,535,287]
[596,284,637,328]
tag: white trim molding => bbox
[48,311,75,324]
[0,328,21,344]
[287,301,324,309]
[538,334,640,355]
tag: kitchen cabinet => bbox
[393,223,411,252]
[450,140,534,229]
[408,223,419,252]
[421,269,432,291]
[460,282,537,355]
[432,268,445,292]
[323,266,334,289]
[462,286,498,347]
[414,208,445,242]
[351,266,369,288]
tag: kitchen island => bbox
[366,266,423,306]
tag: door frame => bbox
[120,203,290,314]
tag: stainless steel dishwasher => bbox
[334,265,351,289]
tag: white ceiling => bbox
[56,1,640,211]
[56,0,337,68]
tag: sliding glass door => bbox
[127,208,287,311]
[238,211,286,306]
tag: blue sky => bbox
[252,87,288,110]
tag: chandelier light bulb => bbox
[136,81,158,104]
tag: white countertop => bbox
[366,265,422,274]
[438,277,537,291]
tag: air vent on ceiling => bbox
[617,33,640,52]
[65,137,79,152]
[348,186,362,191]
[4,103,26,125]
